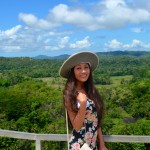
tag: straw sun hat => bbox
[59,51,99,78]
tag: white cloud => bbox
[0,25,23,52]
[0,25,72,53]
[19,13,60,29]
[43,36,70,51]
[3,46,21,52]
[131,27,146,33]
[95,0,150,29]
[70,36,91,49]
[1,0,150,56]
[44,45,60,51]
[132,0,150,11]
[49,4,95,30]
[105,39,123,49]
[18,1,150,30]
[58,36,70,48]
[44,36,91,51]
[131,39,143,48]
[0,25,22,37]
[105,39,150,51]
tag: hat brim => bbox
[59,51,99,78]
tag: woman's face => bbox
[74,63,90,83]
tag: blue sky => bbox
[0,0,150,57]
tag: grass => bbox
[110,75,132,86]
[97,75,133,88]
[38,75,133,89]
[37,77,65,88]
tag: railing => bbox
[0,129,150,150]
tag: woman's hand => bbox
[76,90,87,104]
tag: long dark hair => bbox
[63,67,104,128]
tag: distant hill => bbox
[33,54,69,59]
[33,51,150,60]
[97,51,150,57]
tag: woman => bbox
[59,51,107,150]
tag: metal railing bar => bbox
[0,130,150,143]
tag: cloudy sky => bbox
[0,0,150,57]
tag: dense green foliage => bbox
[0,51,150,149]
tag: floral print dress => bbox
[69,99,98,150]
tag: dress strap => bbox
[65,109,70,150]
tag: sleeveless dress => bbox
[69,99,98,150]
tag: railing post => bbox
[36,139,41,150]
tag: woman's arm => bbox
[67,92,87,131]
[68,102,86,131]
[97,127,108,150]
